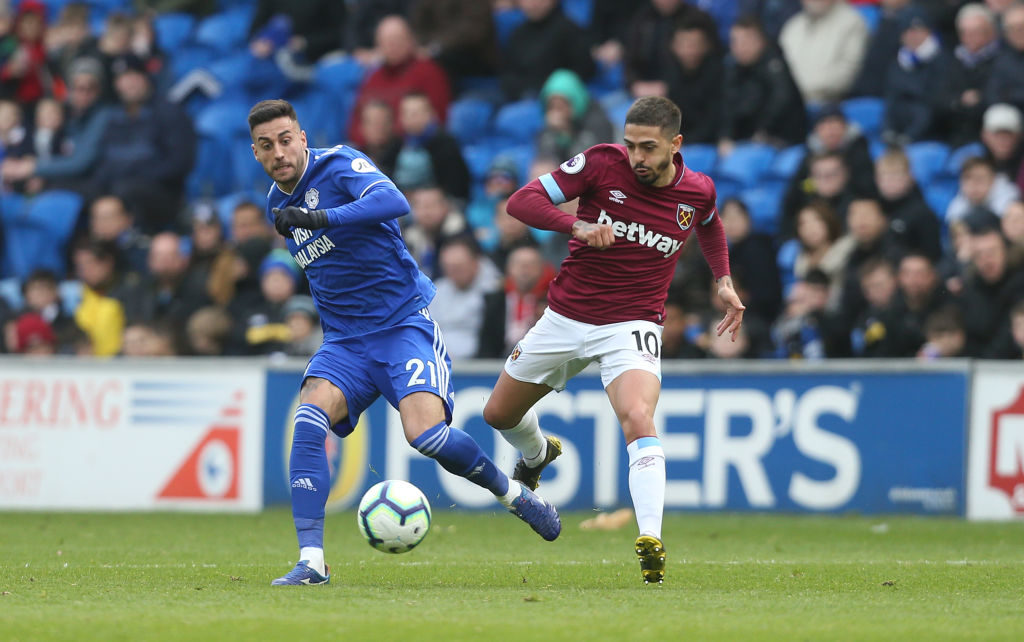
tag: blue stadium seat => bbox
[493,99,544,141]
[194,99,252,139]
[776,238,801,297]
[230,133,272,194]
[0,277,21,309]
[207,52,256,92]
[563,0,594,28]
[190,99,251,197]
[314,57,367,94]
[462,144,499,181]
[58,280,83,316]
[869,139,887,160]
[740,184,785,236]
[290,89,352,149]
[716,143,776,187]
[588,60,625,98]
[767,145,806,183]
[217,190,268,233]
[1,191,82,279]
[682,144,717,175]
[448,97,494,145]
[170,45,218,82]
[605,99,631,131]
[188,137,234,198]
[494,8,526,47]
[500,144,537,185]
[906,141,951,186]
[154,12,196,51]
[924,179,958,218]
[841,97,885,140]
[944,141,985,178]
[856,5,881,33]
[195,5,255,54]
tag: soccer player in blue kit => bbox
[248,100,561,586]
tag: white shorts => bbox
[503,308,663,391]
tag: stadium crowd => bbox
[1,0,1024,361]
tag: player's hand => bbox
[571,220,615,249]
[715,277,746,342]
[272,206,329,237]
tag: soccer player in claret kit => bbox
[248,99,561,587]
[483,96,745,584]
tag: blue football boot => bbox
[271,560,330,586]
[508,484,561,541]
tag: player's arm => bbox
[506,151,614,249]
[272,181,409,233]
[693,191,745,341]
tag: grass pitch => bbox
[1,510,1023,641]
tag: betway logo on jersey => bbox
[596,210,683,258]
[291,228,336,268]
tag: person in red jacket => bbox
[0,1,65,107]
[347,15,450,148]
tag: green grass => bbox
[2,510,1024,641]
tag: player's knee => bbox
[482,401,518,431]
[621,405,655,437]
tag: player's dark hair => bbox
[248,99,299,132]
[625,96,682,138]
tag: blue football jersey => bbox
[265,145,435,340]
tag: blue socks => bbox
[412,421,510,497]
[289,404,331,550]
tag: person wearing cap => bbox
[985,3,1024,115]
[980,103,1024,182]
[779,0,869,106]
[535,69,615,164]
[938,4,1001,148]
[92,52,195,234]
[881,6,949,145]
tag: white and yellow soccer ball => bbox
[356,480,432,554]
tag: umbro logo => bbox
[292,477,317,492]
[609,190,627,204]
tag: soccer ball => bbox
[357,480,432,554]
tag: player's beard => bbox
[633,155,672,185]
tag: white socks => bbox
[300,546,325,576]
[499,480,524,509]
[627,437,666,539]
[496,409,547,467]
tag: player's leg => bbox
[272,376,348,585]
[605,369,667,584]
[483,371,561,490]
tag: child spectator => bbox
[946,156,1020,224]
[918,306,968,359]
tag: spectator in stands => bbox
[942,4,1001,148]
[737,0,802,41]
[1010,299,1024,359]
[70,238,126,356]
[45,3,99,83]
[659,291,706,358]
[772,268,847,358]
[1,57,109,195]
[430,235,502,359]
[791,200,854,310]
[536,69,614,162]
[782,105,875,225]
[888,252,952,357]
[499,0,595,101]
[403,185,469,279]
[206,201,273,309]
[918,305,968,359]
[120,321,176,356]
[958,222,1024,357]
[93,13,133,104]
[666,19,723,145]
[230,200,274,244]
[779,0,868,106]
[852,0,915,97]
[249,0,347,78]
[881,8,949,146]
[849,257,901,357]
[282,294,322,357]
[478,244,554,358]
[386,91,469,202]
[467,154,520,235]
[88,194,149,276]
[410,0,498,84]
[0,98,31,157]
[781,151,856,238]
[355,100,401,177]
[874,147,942,261]
[0,1,60,107]
[186,200,225,292]
[93,54,195,233]
[718,15,806,158]
[985,3,1024,114]
[589,0,643,69]
[946,156,1020,224]
[1002,199,1024,247]
[347,0,412,62]
[487,196,540,275]
[11,312,56,356]
[622,0,718,97]
[837,198,902,323]
[185,305,232,356]
[18,268,79,354]
[980,103,1024,183]
[235,249,300,356]
[120,231,209,331]
[347,15,450,147]
[721,197,782,326]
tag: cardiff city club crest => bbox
[676,203,696,230]
[304,188,319,209]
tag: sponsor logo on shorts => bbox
[510,343,522,361]
[676,203,696,230]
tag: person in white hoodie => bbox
[946,155,1021,223]
[779,0,869,106]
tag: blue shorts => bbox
[303,309,454,438]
